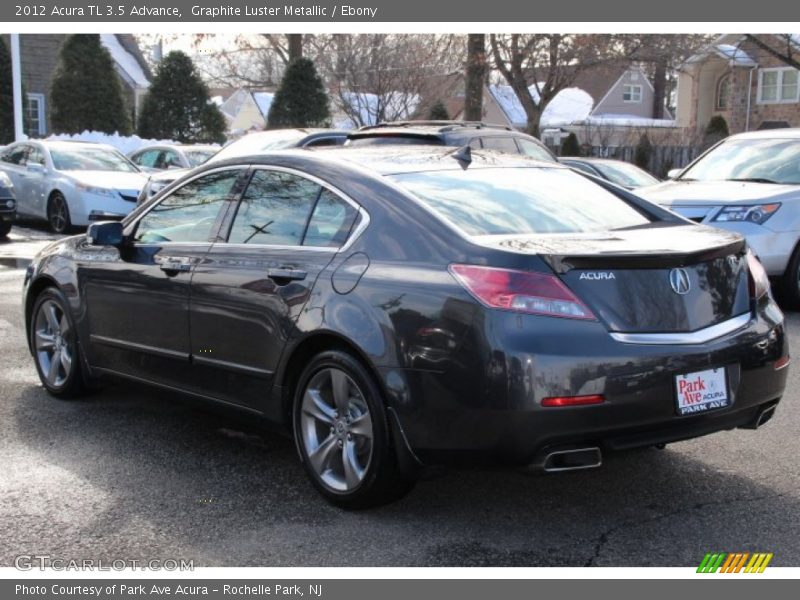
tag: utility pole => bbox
[10,34,24,141]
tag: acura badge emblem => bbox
[669,268,691,295]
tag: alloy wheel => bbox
[299,367,374,492]
[49,195,68,233]
[34,299,74,388]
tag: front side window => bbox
[134,170,241,243]
[758,68,800,103]
[623,84,643,103]
[391,167,652,236]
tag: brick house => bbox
[1,34,151,138]
[676,34,800,134]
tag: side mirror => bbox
[86,221,124,246]
[667,168,682,180]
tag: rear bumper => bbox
[382,299,788,466]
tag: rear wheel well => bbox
[279,333,380,425]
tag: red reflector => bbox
[541,394,605,407]
[774,356,790,370]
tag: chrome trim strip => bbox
[90,334,189,361]
[609,313,751,345]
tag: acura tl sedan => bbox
[23,146,788,508]
[0,141,148,233]
[638,129,800,304]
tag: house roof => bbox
[487,84,594,128]
[100,34,151,89]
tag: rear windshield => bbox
[390,167,652,236]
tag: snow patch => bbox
[100,34,150,88]
[47,131,178,155]
[334,91,420,129]
[489,84,594,128]
[585,114,677,127]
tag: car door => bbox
[188,166,361,414]
[81,167,248,389]
[24,144,49,216]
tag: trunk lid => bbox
[476,224,750,333]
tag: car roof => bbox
[32,140,121,152]
[237,145,565,176]
[728,128,800,140]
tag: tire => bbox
[780,244,800,308]
[0,219,10,238]
[293,350,416,509]
[47,192,71,234]
[30,287,87,398]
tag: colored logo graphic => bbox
[697,552,773,573]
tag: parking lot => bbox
[1,224,799,567]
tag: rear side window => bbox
[228,170,359,248]
[517,138,555,162]
[229,170,320,246]
[390,167,652,236]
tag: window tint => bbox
[135,170,240,243]
[304,190,358,247]
[480,137,520,154]
[391,167,651,236]
[517,138,554,162]
[228,170,320,246]
[304,136,344,147]
[2,145,28,166]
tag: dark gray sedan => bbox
[23,146,788,508]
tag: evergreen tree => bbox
[427,100,449,120]
[560,132,581,157]
[137,51,226,144]
[0,38,14,144]
[50,35,131,135]
[703,115,730,149]
[634,133,653,170]
[267,57,330,128]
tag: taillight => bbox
[449,264,595,320]
[541,394,605,407]
[747,250,770,299]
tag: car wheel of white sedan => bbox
[47,192,71,234]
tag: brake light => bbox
[449,264,595,320]
[541,394,605,407]
[746,250,770,299]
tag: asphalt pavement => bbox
[1,223,799,567]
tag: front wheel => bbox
[30,288,87,398]
[293,350,415,509]
[47,192,71,234]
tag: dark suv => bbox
[346,121,557,162]
[0,170,16,238]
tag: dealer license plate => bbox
[674,367,730,416]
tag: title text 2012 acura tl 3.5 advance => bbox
[22,146,789,508]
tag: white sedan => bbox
[0,141,148,233]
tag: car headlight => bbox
[4,199,14,209]
[713,203,780,225]
[76,183,116,197]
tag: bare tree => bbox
[324,35,462,127]
[489,34,623,137]
[465,34,487,121]
[745,34,800,70]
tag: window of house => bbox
[758,67,800,103]
[24,94,46,138]
[623,84,643,103]
[716,74,731,110]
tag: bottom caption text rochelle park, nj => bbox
[15,585,324,598]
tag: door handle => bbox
[158,257,192,273]
[267,268,307,282]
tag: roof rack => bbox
[357,120,513,133]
